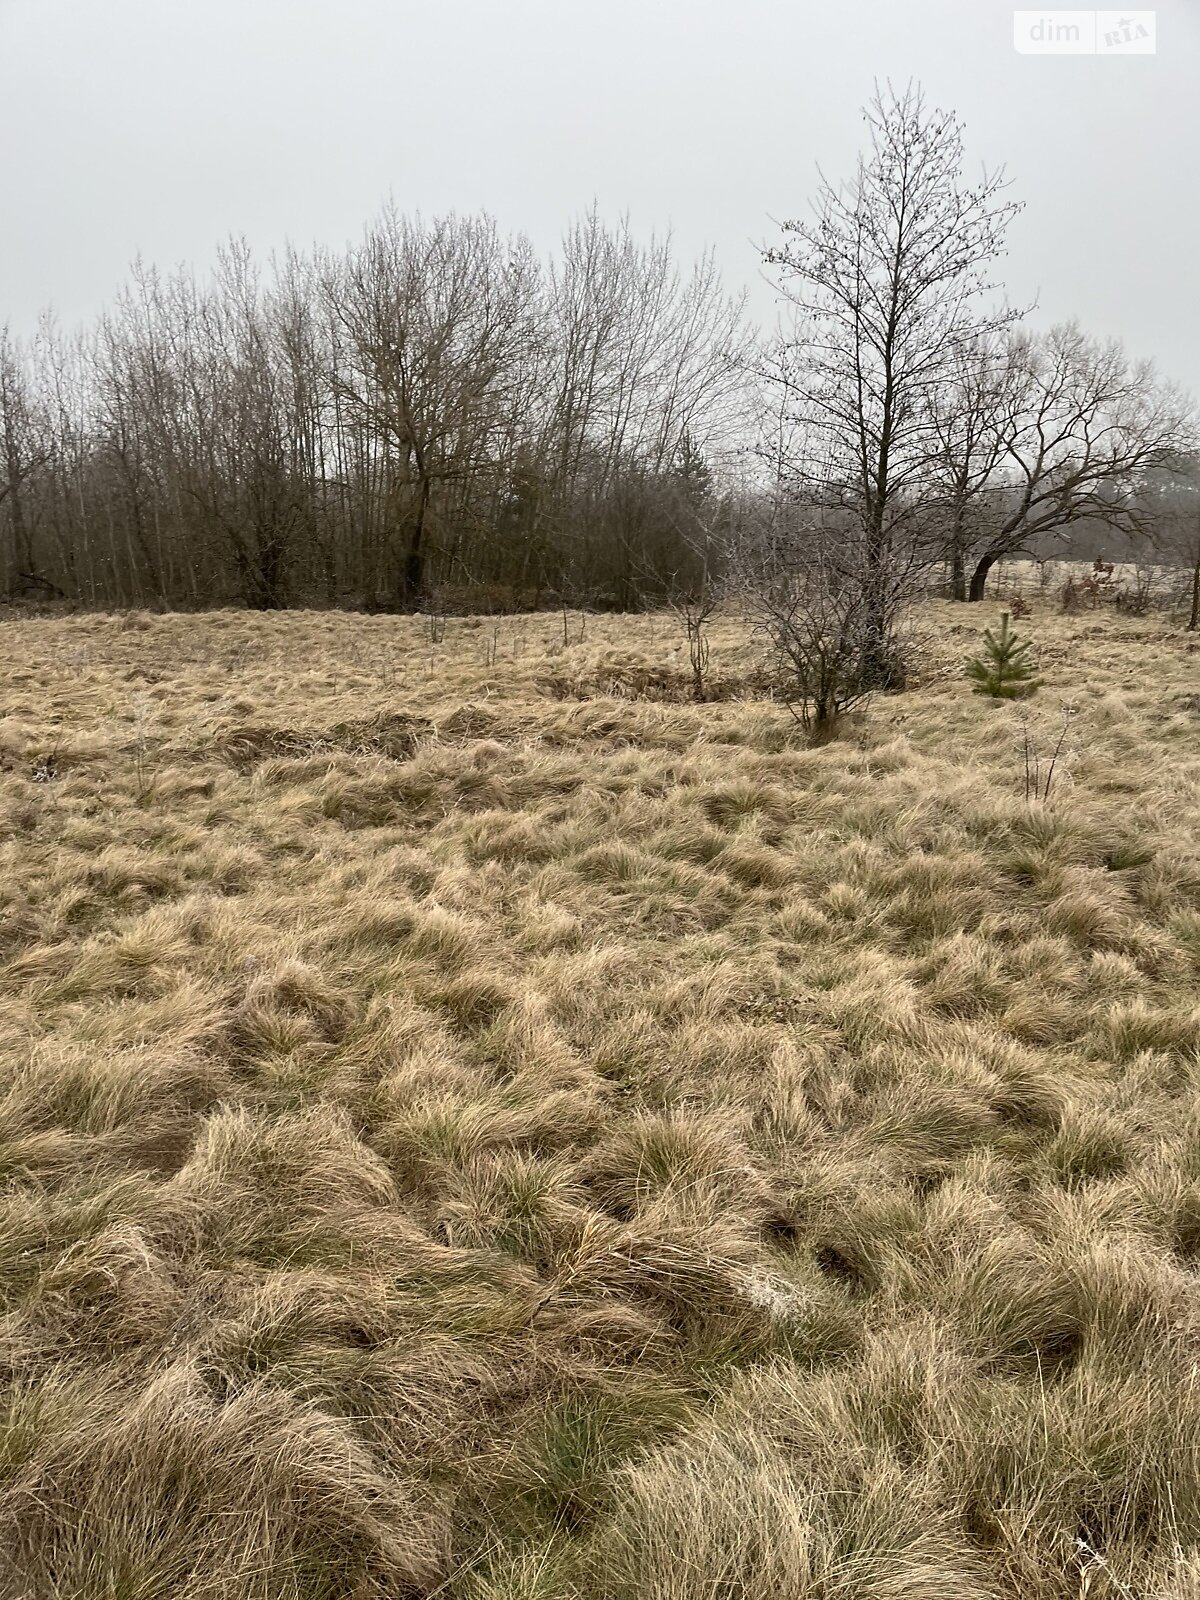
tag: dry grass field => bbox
[1,601,1198,1600]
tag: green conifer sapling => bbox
[965,611,1041,699]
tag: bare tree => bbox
[1140,454,1200,630]
[327,210,541,607]
[0,326,52,594]
[765,81,1023,675]
[947,325,1197,600]
[539,211,748,604]
[924,328,1024,598]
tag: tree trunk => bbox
[949,542,966,601]
[968,552,996,602]
[858,512,896,686]
[401,533,424,607]
[1188,538,1200,633]
[396,475,431,608]
[3,449,32,580]
[254,537,285,610]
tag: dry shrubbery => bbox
[537,652,777,705]
[1,602,1199,1599]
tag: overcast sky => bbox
[1,0,1197,391]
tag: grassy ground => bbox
[0,601,1198,1600]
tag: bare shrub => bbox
[1020,704,1078,802]
[537,656,772,704]
[736,523,908,737]
[1112,560,1159,616]
[668,588,718,703]
[423,595,448,645]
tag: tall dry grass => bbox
[0,601,1197,1598]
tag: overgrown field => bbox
[1,603,1199,1600]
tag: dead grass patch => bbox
[0,602,1197,1597]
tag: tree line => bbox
[0,211,747,611]
[1,85,1196,616]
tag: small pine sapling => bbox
[965,611,1041,699]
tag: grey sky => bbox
[2,0,1197,392]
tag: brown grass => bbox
[0,602,1198,1598]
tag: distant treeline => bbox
[0,210,749,612]
[2,183,1197,618]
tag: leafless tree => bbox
[942,325,1197,600]
[326,210,541,607]
[0,326,52,593]
[924,328,1024,598]
[764,81,1024,675]
[1139,454,1200,630]
[540,212,749,604]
